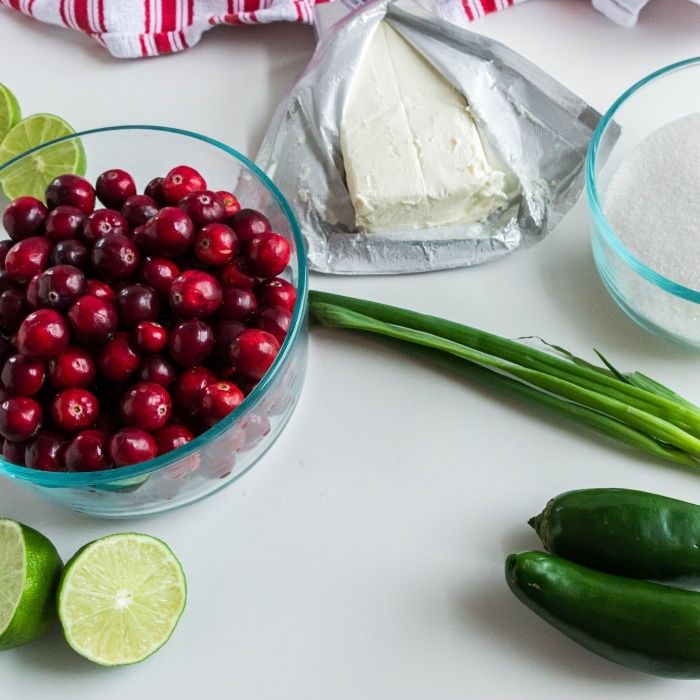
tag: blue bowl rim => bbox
[0,124,308,487]
[586,56,700,303]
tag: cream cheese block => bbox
[340,22,507,232]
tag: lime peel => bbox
[0,84,21,143]
[0,518,63,651]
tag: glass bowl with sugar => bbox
[586,57,700,348]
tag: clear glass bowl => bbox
[586,57,700,348]
[0,125,308,518]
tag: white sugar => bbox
[604,112,700,289]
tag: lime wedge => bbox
[0,113,85,201]
[0,85,21,143]
[0,518,63,651]
[58,533,186,666]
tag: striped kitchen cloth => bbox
[0,0,666,58]
[0,0,526,57]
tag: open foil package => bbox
[254,0,605,275]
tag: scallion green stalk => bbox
[309,291,700,437]
[309,291,700,467]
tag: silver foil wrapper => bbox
[255,0,604,275]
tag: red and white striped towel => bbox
[0,0,525,57]
[0,0,666,58]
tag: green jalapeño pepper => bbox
[506,551,700,678]
[530,488,700,580]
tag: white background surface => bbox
[1,1,700,697]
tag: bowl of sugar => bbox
[586,57,700,348]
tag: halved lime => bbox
[0,85,21,143]
[58,533,186,666]
[0,113,85,201]
[0,518,63,651]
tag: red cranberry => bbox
[1,355,44,395]
[140,207,194,258]
[115,283,160,328]
[133,321,167,353]
[91,233,140,280]
[27,277,40,307]
[242,413,271,447]
[168,320,214,367]
[0,240,12,269]
[219,286,256,321]
[109,427,157,466]
[194,223,237,266]
[85,278,115,302]
[16,309,69,359]
[172,252,213,274]
[198,381,244,426]
[217,191,240,218]
[92,401,120,434]
[169,270,221,319]
[139,256,179,298]
[44,205,85,241]
[211,362,237,380]
[144,177,166,204]
[50,239,89,269]
[5,236,53,281]
[213,319,245,360]
[25,430,67,471]
[228,328,280,381]
[0,338,13,367]
[178,190,226,227]
[162,166,207,204]
[51,388,99,432]
[0,270,17,294]
[25,280,38,308]
[0,396,42,441]
[3,197,48,240]
[97,331,140,382]
[36,265,87,310]
[82,209,129,243]
[96,169,137,209]
[120,381,171,431]
[45,175,95,214]
[154,424,194,456]
[233,374,259,397]
[67,295,117,344]
[137,354,176,387]
[245,233,290,277]
[219,262,256,289]
[65,429,110,471]
[255,277,296,311]
[47,346,96,390]
[3,439,26,465]
[173,366,216,413]
[0,289,29,332]
[121,194,159,228]
[229,208,270,243]
[253,306,291,344]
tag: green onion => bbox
[309,290,700,467]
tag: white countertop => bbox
[2,2,700,697]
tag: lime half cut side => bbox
[0,85,21,143]
[0,113,85,201]
[0,518,63,650]
[58,533,187,666]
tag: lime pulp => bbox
[58,532,187,666]
[0,113,85,201]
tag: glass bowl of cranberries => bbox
[0,125,308,517]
